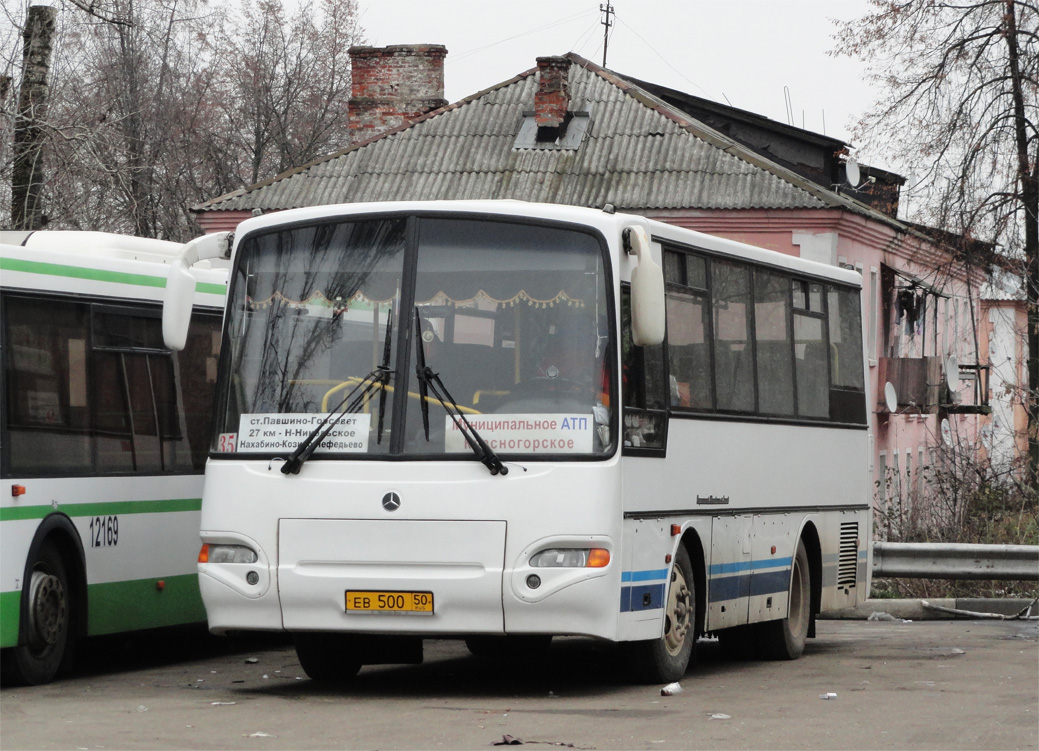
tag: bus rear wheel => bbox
[2,543,71,686]
[294,633,362,682]
[758,539,811,660]
[624,545,695,684]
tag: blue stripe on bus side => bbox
[620,569,669,612]
[707,555,793,602]
[709,556,792,576]
[621,568,669,583]
[619,558,796,611]
[620,584,666,612]
[708,568,793,602]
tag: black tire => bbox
[757,539,811,660]
[464,634,552,658]
[2,543,72,686]
[293,633,362,682]
[624,545,696,684]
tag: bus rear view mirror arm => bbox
[163,231,232,351]
[625,225,665,346]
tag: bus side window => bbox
[3,296,94,474]
[621,286,667,451]
[827,285,868,424]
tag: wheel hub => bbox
[663,572,692,656]
[27,570,66,649]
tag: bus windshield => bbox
[216,215,614,461]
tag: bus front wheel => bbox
[757,538,811,660]
[293,633,362,682]
[2,542,71,686]
[624,545,695,684]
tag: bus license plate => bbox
[345,590,434,615]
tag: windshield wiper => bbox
[281,311,394,475]
[375,309,394,444]
[413,308,507,476]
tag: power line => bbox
[447,9,595,64]
[614,16,714,99]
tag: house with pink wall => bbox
[194,48,1003,535]
[980,278,1031,479]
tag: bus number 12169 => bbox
[89,515,119,548]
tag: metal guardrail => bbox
[873,542,1039,581]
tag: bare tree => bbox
[7,0,225,238]
[10,4,57,230]
[3,0,363,240]
[209,0,362,189]
[834,0,1039,481]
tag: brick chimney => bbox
[348,45,448,143]
[534,56,570,127]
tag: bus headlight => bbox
[529,548,610,568]
[199,543,258,564]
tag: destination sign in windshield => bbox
[233,413,372,453]
[443,413,593,454]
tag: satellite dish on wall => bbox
[940,418,953,446]
[945,355,961,392]
[883,382,898,412]
[846,157,861,187]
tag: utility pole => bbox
[600,3,613,68]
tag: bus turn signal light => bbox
[530,547,610,568]
[11,485,26,497]
[202,544,259,564]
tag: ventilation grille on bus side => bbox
[838,522,859,587]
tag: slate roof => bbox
[195,53,903,230]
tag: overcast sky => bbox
[357,0,876,146]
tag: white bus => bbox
[0,231,228,685]
[163,201,871,683]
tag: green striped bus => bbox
[1,231,228,685]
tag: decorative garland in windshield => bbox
[245,288,586,312]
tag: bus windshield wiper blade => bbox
[414,308,507,477]
[280,369,386,475]
[375,308,394,444]
[282,309,396,475]
[413,308,431,441]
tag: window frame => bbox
[1,290,221,479]
[645,237,868,430]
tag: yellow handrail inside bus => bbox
[311,377,483,415]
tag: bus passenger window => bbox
[712,260,754,412]
[827,286,868,424]
[794,313,829,418]
[3,297,93,474]
[754,270,795,416]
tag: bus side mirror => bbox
[163,232,231,351]
[626,226,665,346]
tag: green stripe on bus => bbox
[87,574,206,635]
[0,590,21,647]
[0,257,224,296]
[1,575,206,646]
[0,497,202,522]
